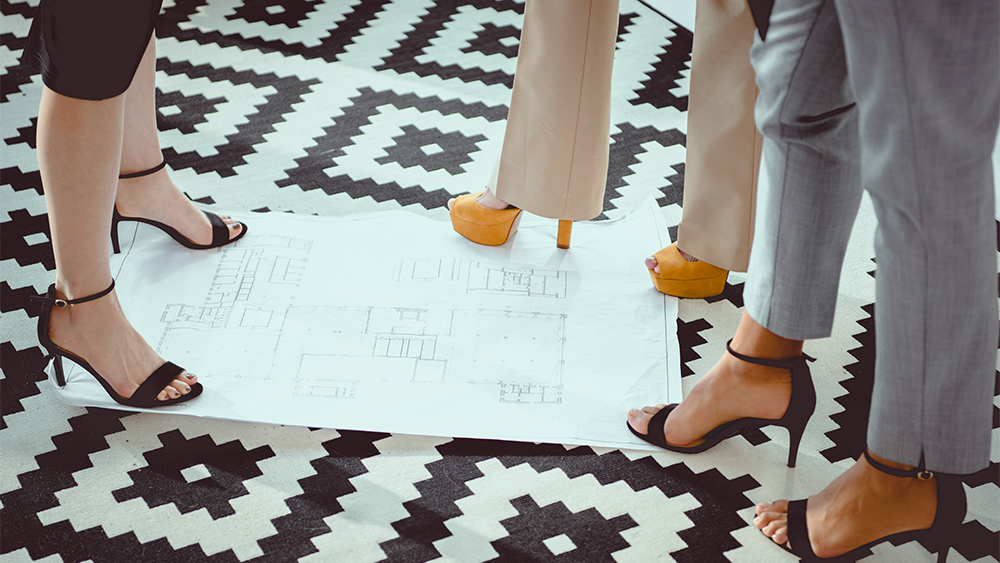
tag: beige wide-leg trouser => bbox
[676,0,762,272]
[492,0,762,268]
[489,0,620,221]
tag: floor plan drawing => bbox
[393,258,462,283]
[153,240,569,404]
[77,206,679,450]
[467,261,567,298]
[393,257,568,298]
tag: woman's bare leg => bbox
[38,86,195,401]
[114,37,241,244]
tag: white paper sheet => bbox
[49,200,681,450]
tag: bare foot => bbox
[47,286,197,402]
[628,311,802,447]
[754,451,938,558]
[644,246,699,274]
[115,166,242,246]
[447,189,510,211]
[627,346,793,446]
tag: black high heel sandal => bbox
[627,339,816,468]
[32,280,202,407]
[779,449,965,562]
[112,159,247,254]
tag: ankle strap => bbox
[725,339,812,370]
[119,159,166,179]
[31,280,115,308]
[863,449,934,480]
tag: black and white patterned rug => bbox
[1,1,998,561]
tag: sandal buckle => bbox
[917,470,934,480]
[54,299,68,307]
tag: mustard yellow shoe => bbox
[648,243,728,298]
[448,192,523,246]
[449,192,576,248]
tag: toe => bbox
[754,509,781,527]
[758,514,785,537]
[153,372,197,402]
[168,378,192,395]
[447,197,456,210]
[753,501,780,516]
[626,408,650,434]
[769,525,789,545]
[644,256,659,273]
[627,405,666,434]
[753,500,789,543]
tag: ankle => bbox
[676,246,700,262]
[856,453,938,516]
[719,352,793,387]
[730,312,803,362]
[54,276,114,302]
[476,189,510,211]
[866,450,919,473]
[119,148,165,177]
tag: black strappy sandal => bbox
[32,281,202,407]
[779,449,965,562]
[112,159,247,253]
[627,339,816,467]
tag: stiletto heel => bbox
[628,339,816,467]
[786,417,806,468]
[779,449,965,562]
[111,208,122,254]
[31,281,202,407]
[113,158,246,254]
[556,220,572,249]
[52,353,65,387]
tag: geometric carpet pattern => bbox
[1,1,998,561]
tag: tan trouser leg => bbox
[676,0,761,272]
[490,0,619,221]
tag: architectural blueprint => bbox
[50,201,681,451]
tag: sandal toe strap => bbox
[785,499,816,560]
[627,404,677,449]
[205,211,231,247]
[129,361,186,407]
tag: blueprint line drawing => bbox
[393,258,462,282]
[60,205,681,450]
[394,258,568,298]
[467,261,566,298]
[154,241,569,403]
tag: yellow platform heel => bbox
[450,192,574,248]
[648,243,728,298]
